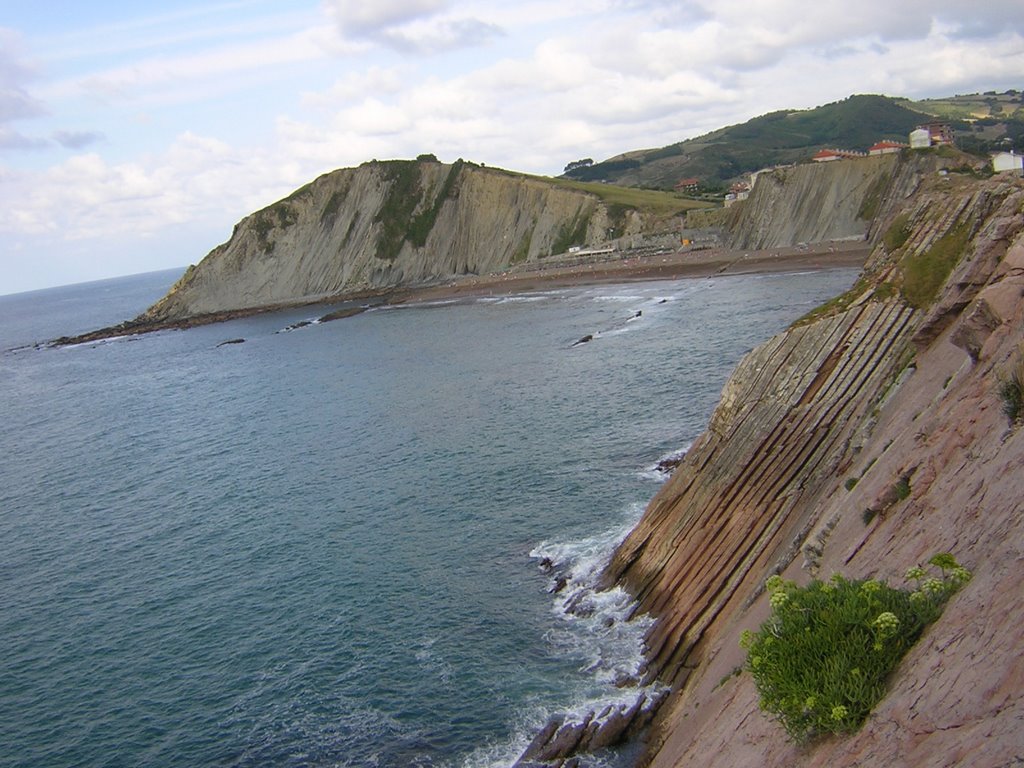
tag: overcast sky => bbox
[1,0,1022,294]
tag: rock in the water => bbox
[548,575,569,594]
[319,306,367,323]
[514,715,565,765]
[654,452,686,474]
[216,338,245,347]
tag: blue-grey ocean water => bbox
[0,266,856,768]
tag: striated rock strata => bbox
[602,172,1024,767]
[724,151,965,251]
[140,159,679,324]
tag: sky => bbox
[1,1,1022,295]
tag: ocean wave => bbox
[637,443,692,482]
[531,513,652,687]
[477,293,561,305]
[456,509,664,767]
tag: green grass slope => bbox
[563,92,1023,191]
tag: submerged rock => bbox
[277,319,314,333]
[319,306,367,323]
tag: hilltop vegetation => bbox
[563,92,1024,191]
[899,90,1024,121]
[897,90,1024,156]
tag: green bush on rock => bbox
[740,555,971,743]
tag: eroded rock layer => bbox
[605,173,1024,767]
[140,160,667,323]
[724,151,960,251]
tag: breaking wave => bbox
[458,506,664,767]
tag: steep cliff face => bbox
[611,173,1024,767]
[140,160,662,323]
[724,152,961,250]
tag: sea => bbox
[0,265,857,768]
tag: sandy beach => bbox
[387,241,870,305]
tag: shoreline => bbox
[47,242,869,347]
[386,241,870,305]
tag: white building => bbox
[992,150,1023,174]
[909,128,931,149]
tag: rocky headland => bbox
[517,160,1024,766]
[142,158,711,322]
[49,144,1024,766]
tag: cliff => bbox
[139,159,683,323]
[603,171,1024,767]
[724,151,965,251]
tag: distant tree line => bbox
[563,158,594,173]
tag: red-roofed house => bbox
[812,149,866,162]
[869,140,907,155]
[674,177,700,192]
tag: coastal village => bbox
[685,121,1024,209]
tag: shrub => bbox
[900,223,970,309]
[741,555,971,743]
[998,356,1024,425]
[883,213,912,252]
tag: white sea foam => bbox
[637,443,692,482]
[531,514,654,689]
[55,334,146,351]
[590,294,645,303]
[277,317,321,332]
[379,298,463,311]
[457,510,662,768]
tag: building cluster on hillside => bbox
[812,122,954,163]
[679,119,1021,205]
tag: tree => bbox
[563,158,594,173]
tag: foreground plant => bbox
[998,354,1024,425]
[740,554,971,742]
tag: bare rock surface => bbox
[513,692,664,767]
[137,159,680,324]
[608,173,1024,767]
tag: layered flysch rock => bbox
[724,151,959,251]
[140,159,661,323]
[601,172,1024,767]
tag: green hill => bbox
[562,93,1024,191]
[897,91,1024,156]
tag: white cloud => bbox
[0,126,48,150]
[52,129,105,149]
[3,132,283,243]
[323,0,502,53]
[3,0,1024,293]
[48,28,331,106]
[377,16,503,54]
[324,0,448,36]
[0,28,49,151]
[302,66,406,108]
